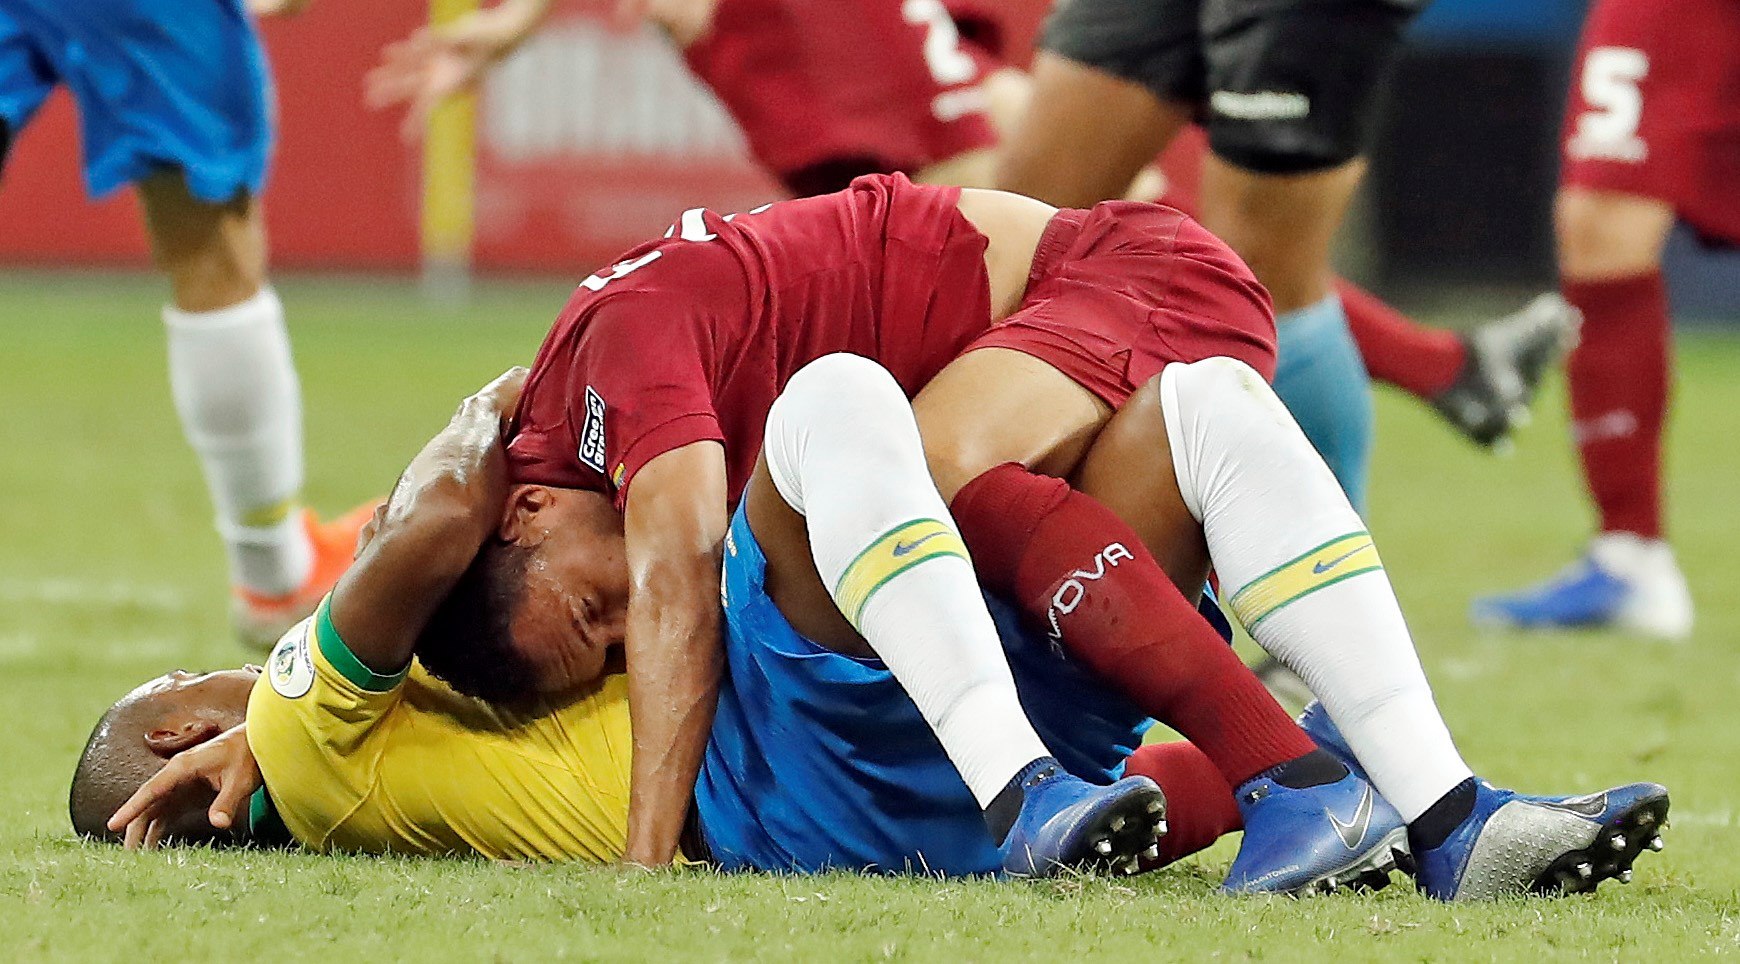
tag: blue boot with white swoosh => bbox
[1222,770,1409,895]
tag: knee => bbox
[778,354,908,426]
[141,175,266,312]
[1172,356,1268,404]
[1555,189,1673,280]
[1167,356,1296,439]
[161,243,265,313]
[767,355,916,504]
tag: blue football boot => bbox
[1297,700,1366,783]
[1471,535,1692,640]
[1222,770,1409,895]
[1413,780,1670,900]
[1000,765,1168,878]
[1471,556,1630,631]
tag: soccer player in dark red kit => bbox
[416,174,1420,892]
[369,0,1571,462]
[405,173,1667,898]
[1472,0,1740,639]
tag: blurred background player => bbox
[0,0,365,648]
[369,0,1572,465]
[367,0,997,196]
[993,0,1575,509]
[1472,0,1740,640]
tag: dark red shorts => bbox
[968,200,1278,409]
[684,0,998,191]
[1561,0,1740,244]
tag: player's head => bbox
[68,668,259,845]
[417,483,627,703]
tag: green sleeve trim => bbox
[315,595,409,693]
[247,787,294,848]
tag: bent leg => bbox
[756,354,1053,823]
[919,349,1326,792]
[140,172,311,605]
[1152,356,1473,820]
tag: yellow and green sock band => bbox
[833,518,970,630]
[1229,532,1382,631]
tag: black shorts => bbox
[1040,0,1422,173]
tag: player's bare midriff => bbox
[954,187,1058,320]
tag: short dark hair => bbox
[68,700,144,842]
[68,696,236,847]
[416,538,542,706]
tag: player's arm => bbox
[328,367,526,672]
[619,440,729,867]
[367,0,555,138]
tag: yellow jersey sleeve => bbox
[246,596,410,848]
[247,595,635,863]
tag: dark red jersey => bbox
[508,174,1277,510]
[507,174,992,507]
[1561,0,1740,244]
[684,0,997,191]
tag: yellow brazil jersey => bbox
[246,597,633,862]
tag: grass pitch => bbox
[2,273,1738,961]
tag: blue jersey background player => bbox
[0,0,362,648]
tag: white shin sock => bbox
[164,287,311,596]
[1160,357,1474,821]
[764,354,1052,809]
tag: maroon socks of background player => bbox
[949,463,1335,791]
[1338,279,1467,400]
[1564,271,1671,539]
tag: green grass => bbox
[3,272,1738,960]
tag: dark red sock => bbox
[1564,271,1671,539]
[1123,740,1242,867]
[1338,279,1466,399]
[950,463,1317,789]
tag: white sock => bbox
[1160,357,1474,821]
[164,287,312,596]
[764,354,1052,809]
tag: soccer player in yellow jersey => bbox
[71,369,640,862]
[83,357,1667,899]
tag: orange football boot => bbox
[231,502,380,651]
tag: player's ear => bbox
[499,484,554,547]
[144,718,222,757]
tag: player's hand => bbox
[356,501,390,558]
[107,724,261,850]
[247,0,313,18]
[367,6,535,141]
[613,0,720,47]
[465,365,529,432]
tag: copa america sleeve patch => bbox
[268,618,316,700]
[578,386,608,474]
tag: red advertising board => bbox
[0,0,1048,273]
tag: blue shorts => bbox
[0,0,271,201]
[695,505,1154,876]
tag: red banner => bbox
[0,0,1051,273]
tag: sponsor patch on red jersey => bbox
[578,386,608,474]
